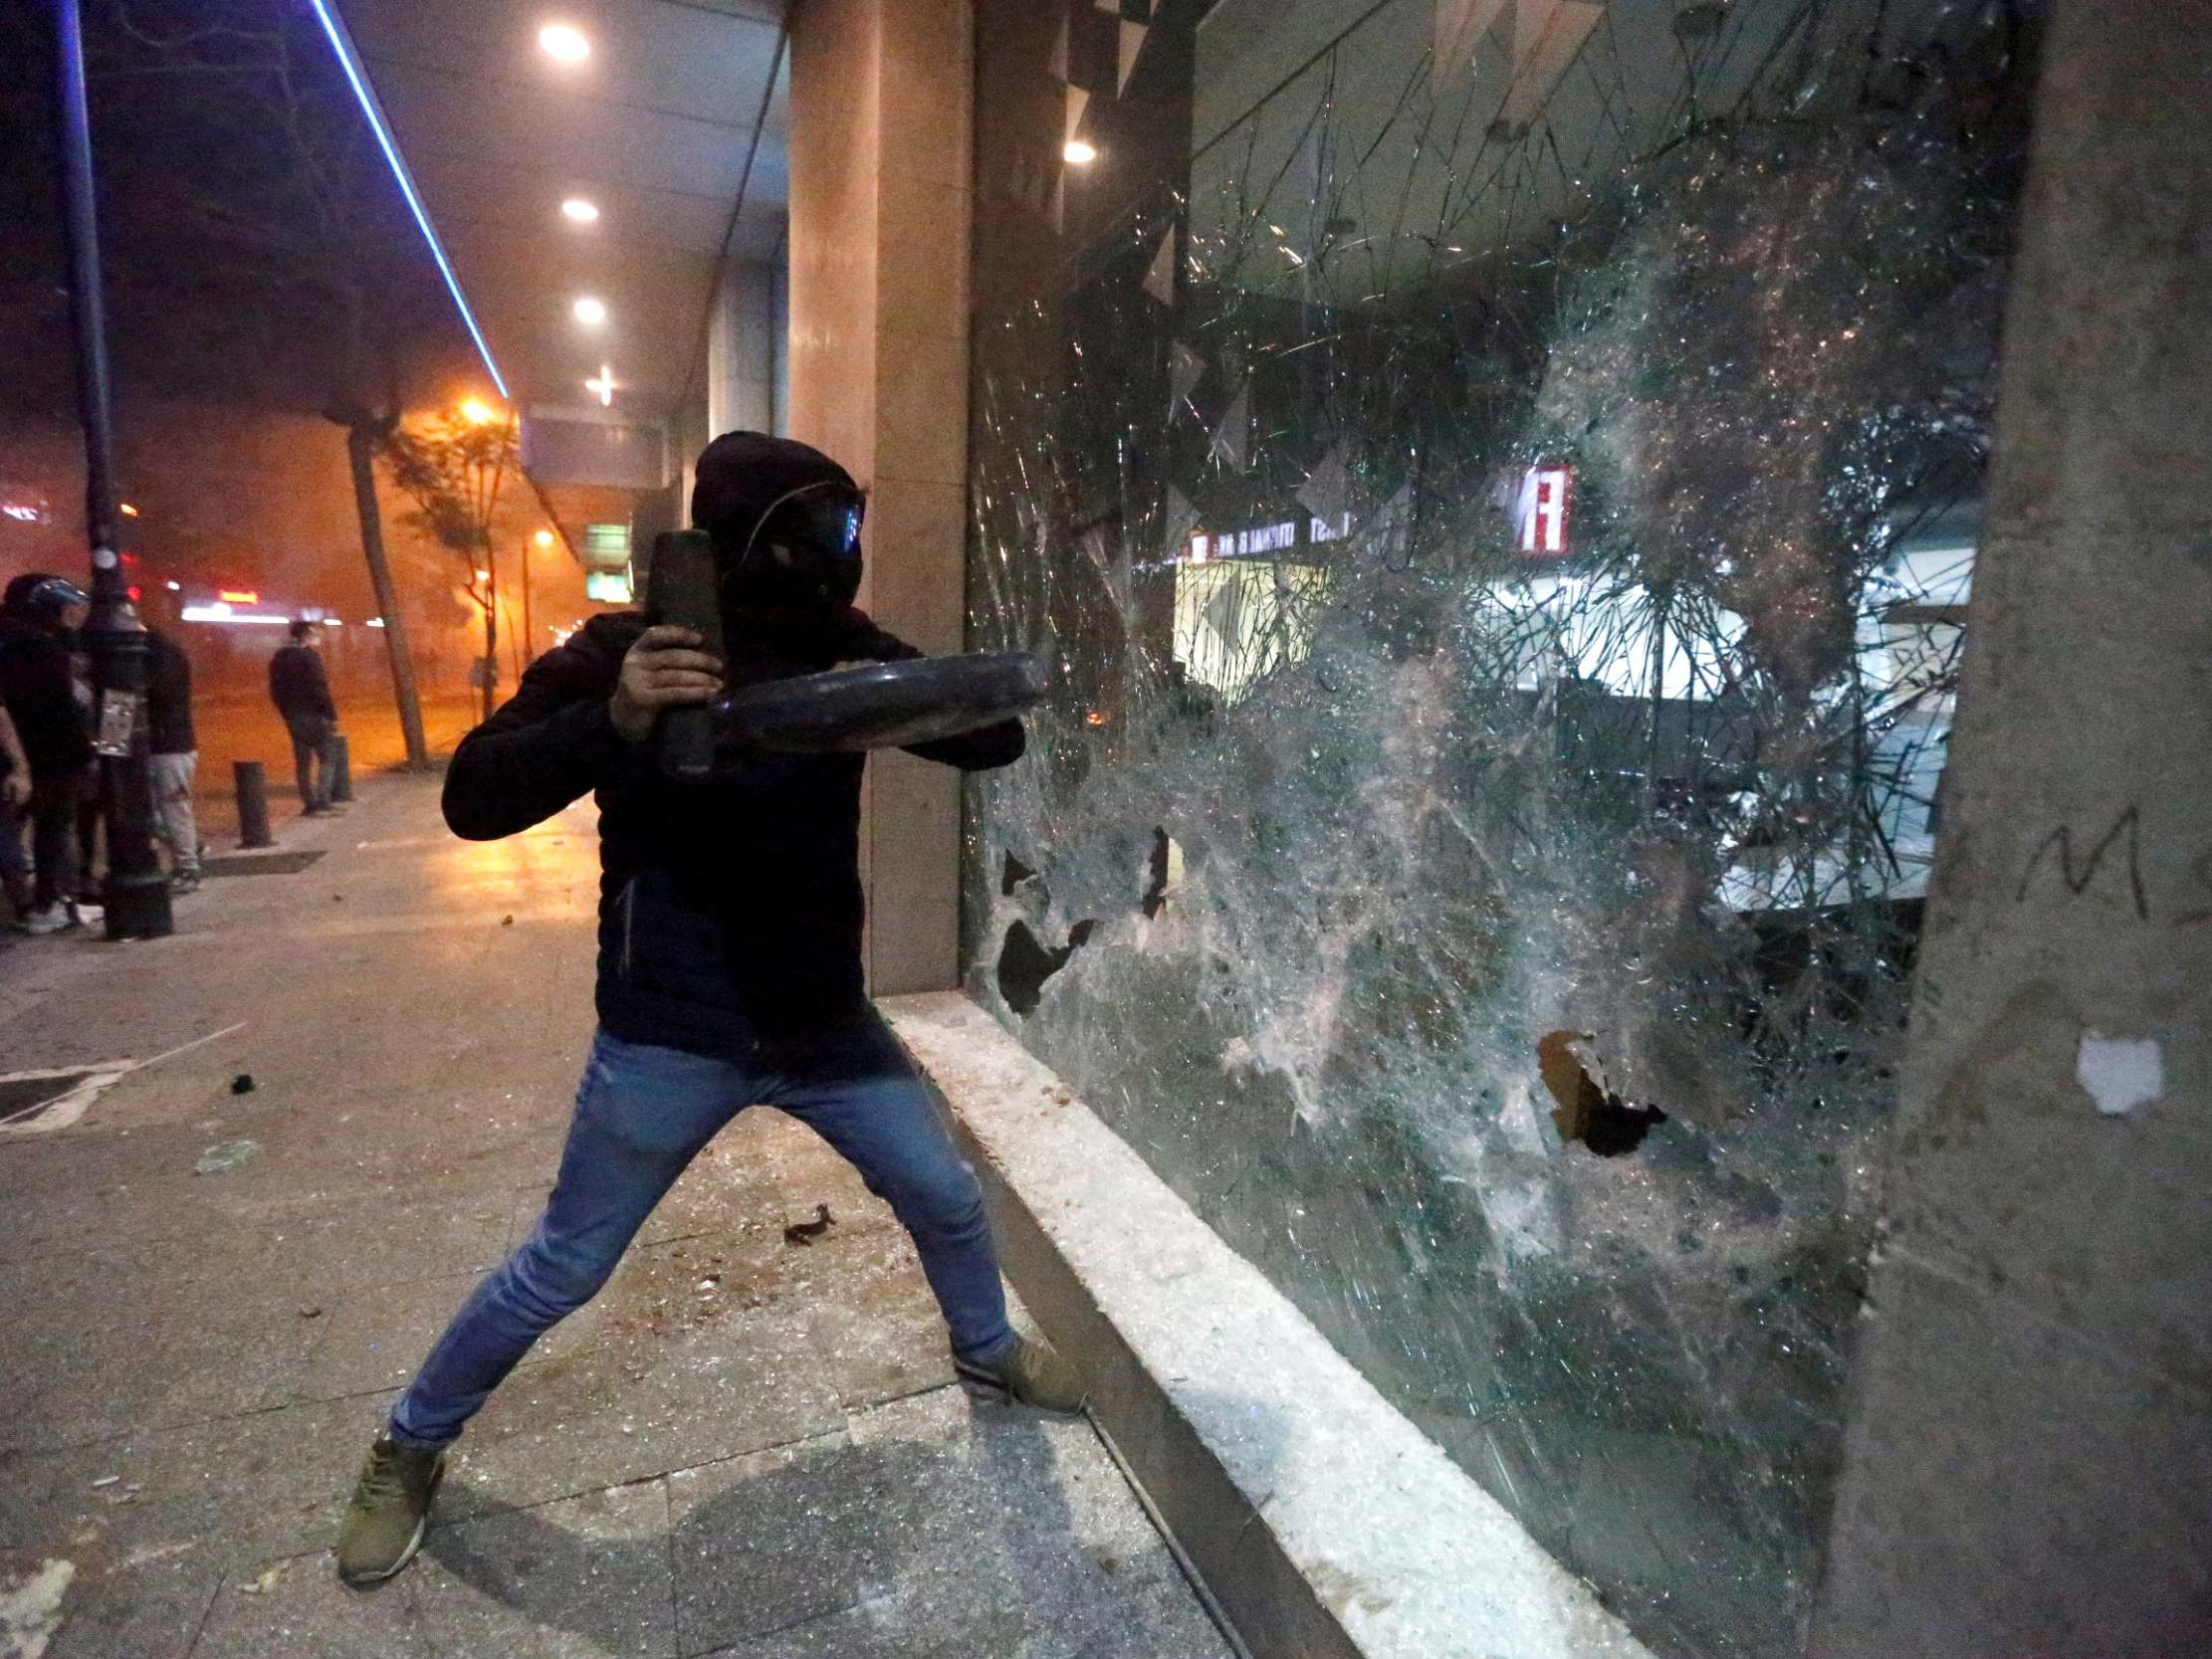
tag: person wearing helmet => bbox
[0,702,33,920]
[0,573,99,933]
[334,434,1084,1586]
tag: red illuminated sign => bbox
[1516,465,1572,556]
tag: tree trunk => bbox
[482,538,499,724]
[342,418,429,768]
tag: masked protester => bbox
[335,433,1084,1586]
[0,574,101,933]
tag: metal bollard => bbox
[330,732,353,803]
[234,759,273,849]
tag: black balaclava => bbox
[690,432,865,623]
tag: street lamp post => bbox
[53,0,171,940]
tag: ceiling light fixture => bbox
[1063,139,1098,165]
[559,196,599,224]
[539,22,590,63]
[585,364,616,407]
[572,296,607,326]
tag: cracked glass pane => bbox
[966,3,2041,1652]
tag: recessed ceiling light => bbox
[572,296,607,326]
[1063,139,1098,165]
[559,197,599,224]
[539,22,590,63]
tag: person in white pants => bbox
[145,626,201,892]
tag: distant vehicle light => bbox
[560,196,600,223]
[182,604,291,626]
[118,502,139,517]
[539,22,590,62]
[164,580,181,591]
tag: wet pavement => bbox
[0,771,1232,1658]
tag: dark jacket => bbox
[146,628,195,755]
[269,642,336,722]
[0,612,94,781]
[440,608,1024,1056]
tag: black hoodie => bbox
[441,606,1021,1056]
[0,611,93,781]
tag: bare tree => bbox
[378,413,519,723]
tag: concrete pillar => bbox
[707,260,778,441]
[788,0,975,995]
[1811,5,2212,1653]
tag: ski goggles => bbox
[745,482,865,564]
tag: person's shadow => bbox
[421,1399,1097,1653]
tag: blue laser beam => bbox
[305,0,510,399]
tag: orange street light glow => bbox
[539,22,590,62]
[460,397,498,425]
[535,529,555,547]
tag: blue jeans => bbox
[388,1012,1014,1450]
[285,715,337,811]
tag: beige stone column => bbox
[788,0,975,995]
[1811,2,2212,1651]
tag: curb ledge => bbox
[882,991,1654,1659]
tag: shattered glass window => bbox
[965,3,2041,1652]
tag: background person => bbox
[269,618,341,815]
[67,628,104,905]
[0,573,99,933]
[0,703,33,923]
[146,624,201,891]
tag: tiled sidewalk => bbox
[0,773,1230,1658]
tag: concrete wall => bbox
[1811,3,2212,1651]
[788,0,976,996]
[707,259,780,441]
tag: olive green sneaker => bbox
[335,1437,445,1585]
[954,1335,1088,1416]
